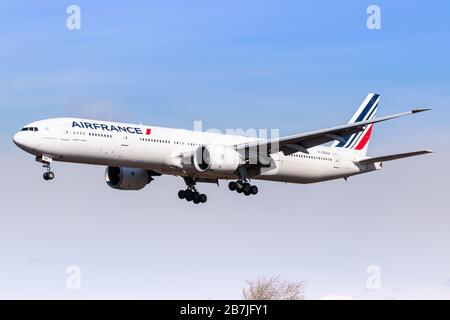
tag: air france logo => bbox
[72,121,151,135]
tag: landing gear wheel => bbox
[243,183,251,194]
[182,177,207,204]
[250,185,258,195]
[43,171,54,180]
[244,190,251,196]
[228,181,237,191]
[236,180,244,191]
[192,192,200,204]
[185,190,193,201]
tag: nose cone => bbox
[13,132,23,147]
[13,131,36,152]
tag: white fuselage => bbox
[13,117,376,184]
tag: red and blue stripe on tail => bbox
[332,93,380,155]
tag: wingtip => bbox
[412,108,432,113]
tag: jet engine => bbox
[105,166,152,190]
[193,145,243,174]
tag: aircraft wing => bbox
[356,150,433,164]
[235,109,430,155]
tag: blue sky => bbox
[0,1,449,299]
[1,0,449,135]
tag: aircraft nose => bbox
[13,131,36,151]
[13,132,23,147]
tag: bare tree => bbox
[242,276,306,300]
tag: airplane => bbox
[13,93,432,204]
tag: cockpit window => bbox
[21,127,38,132]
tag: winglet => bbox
[412,108,432,114]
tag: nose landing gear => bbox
[40,156,54,181]
[43,170,55,181]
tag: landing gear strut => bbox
[178,177,207,204]
[42,160,55,181]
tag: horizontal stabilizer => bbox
[357,150,434,164]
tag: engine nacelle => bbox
[193,145,243,174]
[105,166,152,190]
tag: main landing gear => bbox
[228,180,258,196]
[228,166,258,196]
[178,177,207,204]
[178,189,207,204]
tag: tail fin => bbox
[332,93,380,155]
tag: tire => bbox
[47,172,55,180]
[243,183,251,194]
[228,181,237,191]
[192,192,200,203]
[200,194,207,203]
[236,188,243,193]
[250,185,258,195]
[236,181,244,191]
[244,190,251,196]
[185,191,193,201]
[178,190,186,199]
[43,172,49,180]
